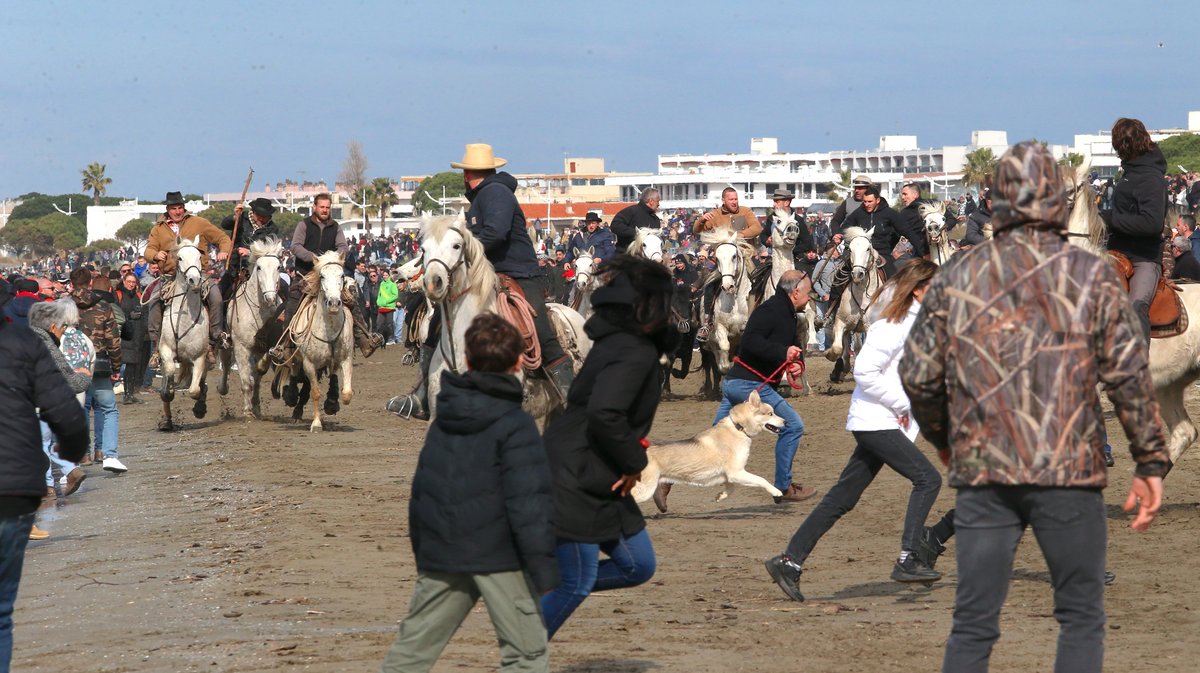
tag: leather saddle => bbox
[1108,250,1187,338]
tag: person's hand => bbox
[786,345,803,362]
[702,212,714,222]
[897,413,911,431]
[1123,475,1164,532]
[610,473,641,497]
[110,372,120,382]
[786,361,803,376]
[892,249,903,260]
[593,257,603,265]
[234,204,244,220]
[217,251,229,262]
[766,236,773,246]
[822,294,830,301]
[238,247,250,257]
[154,250,168,262]
[832,233,843,244]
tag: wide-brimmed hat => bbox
[165,191,186,206]
[584,212,602,223]
[450,143,507,170]
[851,175,873,187]
[248,197,276,217]
[771,188,794,200]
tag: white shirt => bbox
[845,295,921,441]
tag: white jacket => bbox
[845,295,920,441]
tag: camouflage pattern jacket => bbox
[71,288,122,372]
[900,227,1170,488]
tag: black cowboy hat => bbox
[584,212,603,223]
[165,191,185,206]
[248,197,276,217]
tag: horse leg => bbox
[189,350,205,399]
[217,346,231,396]
[339,355,353,405]
[305,360,323,432]
[825,319,845,362]
[1157,381,1197,465]
[715,326,731,374]
[323,373,340,417]
[193,377,209,419]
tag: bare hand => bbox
[110,373,121,382]
[786,345,803,362]
[154,250,168,262]
[238,247,250,257]
[1123,475,1164,532]
[234,204,244,218]
[610,473,641,497]
[217,252,229,262]
[593,257,603,265]
[702,212,714,222]
[786,361,804,376]
[832,234,843,244]
[897,413,911,430]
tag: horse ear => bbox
[454,209,466,225]
[572,247,582,258]
[586,246,594,256]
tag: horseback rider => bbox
[219,197,281,300]
[895,183,933,267]
[830,175,873,234]
[819,185,909,328]
[610,187,662,254]
[565,212,615,263]
[260,192,383,364]
[761,188,818,276]
[694,186,764,341]
[144,191,232,362]
[386,143,575,421]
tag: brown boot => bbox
[29,525,49,541]
[357,332,384,358]
[774,483,818,504]
[63,467,87,496]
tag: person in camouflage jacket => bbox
[69,267,127,472]
[899,141,1167,673]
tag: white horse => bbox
[158,235,212,431]
[764,208,800,301]
[825,226,884,365]
[224,238,282,418]
[293,251,354,432]
[920,201,957,265]
[627,227,665,263]
[701,229,753,373]
[421,212,590,421]
[1065,164,1200,464]
[569,248,600,318]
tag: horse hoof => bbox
[340,392,353,405]
[310,422,323,433]
[282,385,299,407]
[157,418,174,432]
[323,398,340,416]
[193,401,208,419]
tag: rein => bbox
[731,356,804,393]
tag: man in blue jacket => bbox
[453,143,574,398]
[566,212,616,263]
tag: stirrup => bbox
[268,344,292,366]
[148,352,161,370]
[385,394,428,421]
[696,321,712,342]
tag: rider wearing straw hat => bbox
[454,144,574,398]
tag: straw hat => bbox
[451,143,508,170]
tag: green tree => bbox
[412,171,466,214]
[1,212,87,256]
[1159,133,1200,175]
[274,211,303,239]
[961,148,998,190]
[80,162,113,205]
[197,203,236,228]
[90,238,124,251]
[115,217,153,248]
[367,177,399,232]
[1058,152,1086,169]
[8,192,123,225]
[824,168,853,203]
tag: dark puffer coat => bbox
[408,370,558,593]
[1108,145,1167,263]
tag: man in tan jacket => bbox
[144,191,233,355]
[694,187,762,340]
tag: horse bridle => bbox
[712,241,746,286]
[174,243,204,292]
[423,226,473,374]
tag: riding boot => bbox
[207,284,230,350]
[544,356,576,403]
[696,280,718,342]
[385,344,433,420]
[347,295,383,358]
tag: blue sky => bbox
[2,0,1196,200]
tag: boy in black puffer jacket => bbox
[381,312,558,673]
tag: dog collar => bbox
[732,420,746,433]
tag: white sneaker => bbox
[102,457,128,473]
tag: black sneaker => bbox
[915,527,946,569]
[891,554,942,583]
[764,554,805,602]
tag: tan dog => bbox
[633,390,784,512]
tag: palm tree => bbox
[80,162,112,205]
[825,168,853,203]
[367,177,399,234]
[1059,152,1085,169]
[961,148,997,190]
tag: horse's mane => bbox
[626,227,658,256]
[1063,164,1107,252]
[422,212,498,303]
[171,235,200,253]
[699,228,754,262]
[917,201,945,219]
[249,237,281,260]
[841,226,868,241]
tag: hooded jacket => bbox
[465,172,539,279]
[1107,145,1168,263]
[71,288,121,372]
[900,142,1170,488]
[408,370,558,593]
[963,204,992,246]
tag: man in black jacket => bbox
[381,313,556,672]
[843,186,911,276]
[454,143,573,398]
[712,270,817,503]
[896,183,932,264]
[611,187,662,253]
[220,197,281,300]
[1170,236,1200,281]
[963,189,993,247]
[0,315,89,670]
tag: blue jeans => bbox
[541,528,656,640]
[84,376,119,459]
[0,513,35,673]
[393,308,405,344]
[40,419,78,487]
[713,378,805,491]
[814,300,830,349]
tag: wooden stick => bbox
[229,167,255,252]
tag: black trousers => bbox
[785,429,942,563]
[943,486,1106,673]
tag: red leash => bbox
[731,356,805,393]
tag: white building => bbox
[85,199,207,243]
[1071,111,1200,177]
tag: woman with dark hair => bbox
[1107,117,1167,344]
[114,273,147,404]
[765,260,956,602]
[540,254,677,639]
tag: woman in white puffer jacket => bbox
[766,260,956,603]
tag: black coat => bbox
[964,206,991,246]
[1108,146,1167,264]
[409,370,559,593]
[114,286,148,364]
[221,213,282,265]
[844,200,908,256]
[727,291,798,386]
[543,313,663,543]
[761,208,817,263]
[0,320,89,510]
[897,200,932,258]
[1172,252,1200,281]
[611,203,660,253]
[466,172,540,279]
